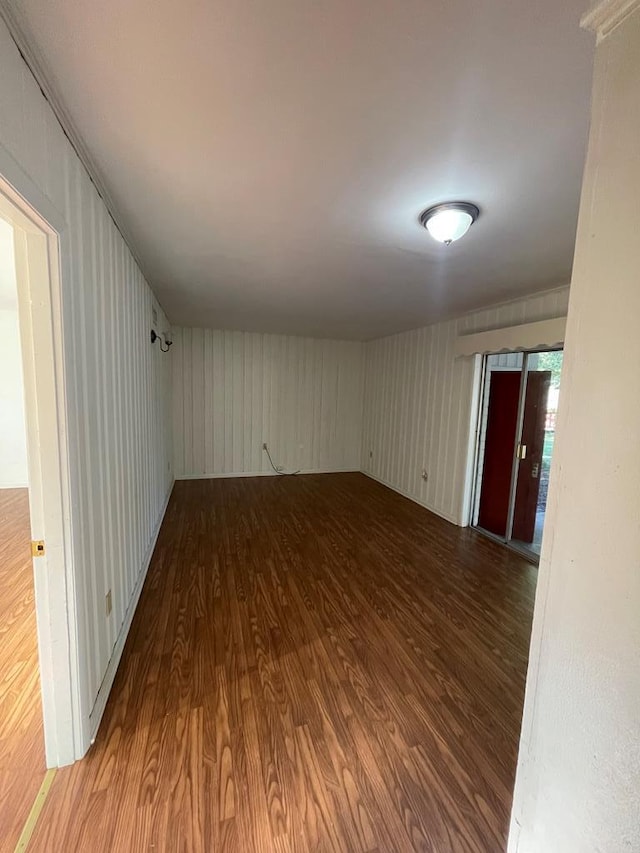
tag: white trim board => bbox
[176,468,360,481]
[361,471,461,527]
[0,184,79,767]
[582,0,640,41]
[88,481,174,741]
[178,468,460,525]
[455,317,566,357]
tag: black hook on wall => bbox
[150,329,173,353]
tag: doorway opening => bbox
[471,348,563,560]
[0,215,46,845]
[0,173,80,847]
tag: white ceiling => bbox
[6,1,594,340]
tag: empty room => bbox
[0,1,638,852]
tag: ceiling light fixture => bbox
[419,202,480,245]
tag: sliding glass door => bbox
[472,349,563,559]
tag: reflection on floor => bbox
[512,509,545,558]
[0,488,44,853]
[532,508,545,553]
[29,474,537,852]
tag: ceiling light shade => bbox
[419,202,480,245]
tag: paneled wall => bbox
[0,11,573,758]
[173,328,364,477]
[0,20,173,738]
[361,286,570,525]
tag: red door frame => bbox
[472,350,561,556]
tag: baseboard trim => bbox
[176,468,359,481]
[87,480,174,744]
[84,468,455,746]
[360,470,462,527]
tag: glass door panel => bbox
[473,353,523,536]
[510,351,563,557]
[472,349,563,561]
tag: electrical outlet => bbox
[106,589,112,616]
[421,469,428,481]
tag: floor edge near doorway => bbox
[14,769,56,852]
[86,482,174,750]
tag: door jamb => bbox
[0,170,81,767]
[504,353,530,542]
[467,346,564,554]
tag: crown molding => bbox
[581,0,640,41]
[0,0,146,274]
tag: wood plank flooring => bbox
[28,473,536,852]
[0,488,45,853]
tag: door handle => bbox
[531,462,540,479]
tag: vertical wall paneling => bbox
[173,329,364,478]
[0,18,173,753]
[0,11,573,758]
[361,286,570,525]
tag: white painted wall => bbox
[0,18,173,751]
[0,308,28,487]
[0,217,28,487]
[509,5,640,851]
[361,286,570,525]
[173,327,363,478]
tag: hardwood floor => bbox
[0,488,45,853]
[29,473,536,852]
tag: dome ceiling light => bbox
[419,202,480,245]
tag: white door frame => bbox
[0,153,81,767]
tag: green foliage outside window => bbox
[537,350,563,388]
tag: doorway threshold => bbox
[473,526,540,566]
